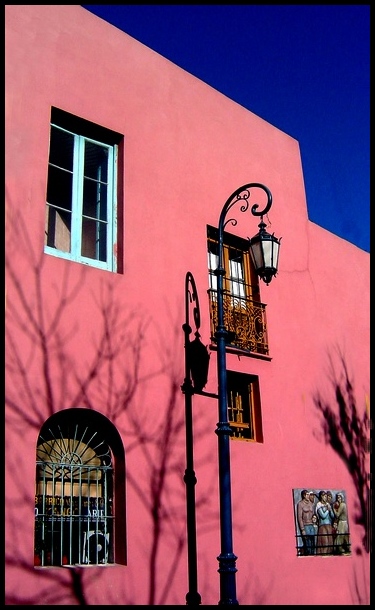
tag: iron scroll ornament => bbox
[217,182,272,265]
[218,182,272,227]
[217,183,280,286]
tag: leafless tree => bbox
[313,347,370,560]
[5,213,215,604]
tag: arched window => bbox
[34,409,126,567]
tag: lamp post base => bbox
[217,551,238,605]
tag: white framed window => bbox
[44,108,122,272]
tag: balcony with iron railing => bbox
[208,288,269,355]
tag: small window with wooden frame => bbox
[207,226,269,355]
[227,371,263,442]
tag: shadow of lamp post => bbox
[181,271,211,605]
[214,183,281,605]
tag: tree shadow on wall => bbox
[5,211,216,605]
[312,347,370,603]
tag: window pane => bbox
[81,218,107,262]
[47,165,73,211]
[82,178,108,221]
[208,251,218,291]
[229,257,245,299]
[49,126,74,171]
[84,141,108,183]
[45,206,71,252]
[230,258,242,281]
[82,140,109,261]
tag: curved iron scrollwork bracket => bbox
[217,183,273,272]
[219,182,272,230]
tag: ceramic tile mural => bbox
[293,488,351,556]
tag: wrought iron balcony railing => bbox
[208,289,269,355]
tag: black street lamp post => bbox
[215,184,280,605]
[181,184,280,606]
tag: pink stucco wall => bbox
[6,5,369,605]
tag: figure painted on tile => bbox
[297,489,315,555]
[332,493,350,554]
[311,514,319,554]
[308,490,318,510]
[326,490,336,543]
[316,490,335,554]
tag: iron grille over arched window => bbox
[34,410,123,567]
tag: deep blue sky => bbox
[82,5,369,253]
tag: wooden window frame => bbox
[227,371,263,442]
[207,226,269,355]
